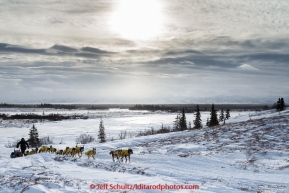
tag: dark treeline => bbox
[0,103,109,110]
[37,103,76,109]
[0,103,31,108]
[0,103,77,109]
[129,104,272,112]
[129,105,175,111]
[2,113,88,121]
[0,103,276,111]
[0,113,7,118]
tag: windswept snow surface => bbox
[0,108,289,192]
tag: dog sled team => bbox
[12,138,133,162]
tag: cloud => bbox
[0,43,47,54]
[0,43,117,59]
[81,47,115,54]
[0,0,289,102]
[165,50,203,56]
[50,45,78,52]
[143,53,237,70]
[180,60,195,65]
[238,53,289,63]
[237,64,260,71]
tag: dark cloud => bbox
[125,49,163,56]
[165,49,203,56]
[138,36,289,72]
[237,53,289,63]
[144,54,237,69]
[0,43,117,59]
[167,36,289,55]
[236,39,287,50]
[0,43,47,55]
[205,37,289,51]
[81,47,114,54]
[75,53,101,58]
[50,44,78,52]
[143,46,289,75]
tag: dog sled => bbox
[10,149,23,158]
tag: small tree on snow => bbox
[206,118,210,127]
[188,121,192,130]
[219,109,225,123]
[193,105,202,129]
[225,109,230,121]
[173,114,181,131]
[28,124,40,148]
[209,104,219,127]
[280,98,286,110]
[98,119,106,143]
[276,98,286,111]
[179,108,187,131]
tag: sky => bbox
[0,0,289,103]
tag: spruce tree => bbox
[206,118,210,127]
[276,98,281,111]
[193,105,202,129]
[188,121,192,130]
[219,109,225,123]
[173,114,180,131]
[98,118,106,143]
[28,124,40,148]
[179,108,187,131]
[225,109,230,120]
[280,98,285,111]
[209,104,219,127]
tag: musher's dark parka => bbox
[17,138,29,154]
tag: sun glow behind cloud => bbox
[1,0,289,103]
[109,0,165,41]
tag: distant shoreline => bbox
[0,103,273,111]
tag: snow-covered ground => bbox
[0,108,288,192]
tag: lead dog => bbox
[120,149,133,163]
[85,148,96,159]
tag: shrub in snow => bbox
[4,140,18,148]
[119,130,127,140]
[40,136,53,145]
[76,134,95,144]
[136,125,171,137]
